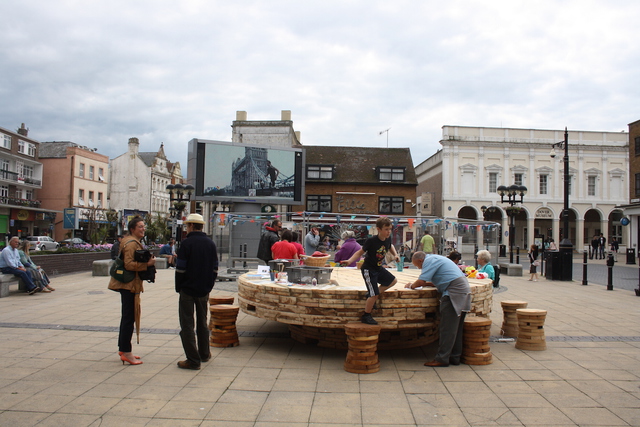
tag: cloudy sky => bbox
[2,1,639,171]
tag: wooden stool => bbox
[209,296,235,305]
[343,323,382,374]
[515,308,547,351]
[461,316,493,365]
[500,300,528,337]
[209,304,240,348]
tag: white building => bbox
[416,126,629,253]
[109,138,183,219]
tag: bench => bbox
[92,259,113,276]
[154,257,168,269]
[498,263,523,277]
[0,273,22,297]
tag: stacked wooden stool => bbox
[209,296,235,305]
[461,316,493,365]
[209,304,240,348]
[515,309,547,351]
[343,323,382,374]
[500,300,528,337]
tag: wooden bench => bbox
[0,273,22,297]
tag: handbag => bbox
[110,257,136,283]
[134,249,156,282]
[533,260,540,267]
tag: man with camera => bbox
[175,213,218,370]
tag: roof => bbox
[39,141,100,158]
[138,152,157,167]
[303,146,417,184]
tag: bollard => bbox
[606,253,614,290]
[582,251,588,286]
[516,247,520,264]
[636,264,640,296]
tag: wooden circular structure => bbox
[238,267,494,349]
[515,308,547,351]
[209,304,240,348]
[500,300,528,337]
[344,323,382,374]
[462,316,493,365]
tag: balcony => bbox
[22,176,42,186]
[0,169,18,182]
[0,196,41,208]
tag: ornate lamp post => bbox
[497,184,527,264]
[550,127,573,281]
[166,183,194,245]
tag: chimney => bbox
[295,131,301,142]
[17,123,28,136]
[281,110,291,121]
[128,137,139,155]
[236,111,247,121]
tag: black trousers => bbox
[179,290,211,366]
[118,289,135,353]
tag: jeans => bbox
[1,267,36,291]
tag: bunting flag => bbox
[351,215,356,220]
[365,216,371,222]
[335,215,341,225]
[392,217,400,228]
[407,218,415,228]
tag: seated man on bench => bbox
[159,238,177,268]
[0,237,39,295]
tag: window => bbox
[1,134,10,149]
[588,176,596,196]
[89,165,95,180]
[636,173,640,196]
[514,173,523,186]
[18,140,25,154]
[0,158,9,171]
[306,195,332,212]
[97,192,103,207]
[23,165,33,179]
[489,173,497,193]
[78,189,85,206]
[14,189,23,199]
[98,168,105,182]
[27,143,36,157]
[0,185,8,198]
[306,165,334,180]
[539,175,548,195]
[377,167,405,182]
[379,196,404,214]
[15,161,23,179]
[567,175,572,196]
[25,189,33,200]
[88,191,94,207]
[636,137,640,156]
[79,163,85,178]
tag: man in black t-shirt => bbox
[340,217,400,325]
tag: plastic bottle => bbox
[311,278,317,286]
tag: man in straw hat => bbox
[175,213,218,370]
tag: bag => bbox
[138,265,156,283]
[134,249,152,263]
[533,260,540,267]
[110,257,136,283]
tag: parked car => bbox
[59,238,88,247]
[26,236,60,251]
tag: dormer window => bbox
[377,167,405,182]
[307,165,334,180]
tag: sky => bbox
[2,0,639,172]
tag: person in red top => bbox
[291,232,305,259]
[271,230,299,260]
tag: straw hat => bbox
[184,213,205,224]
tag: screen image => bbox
[189,139,304,204]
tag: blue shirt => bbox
[159,244,174,256]
[477,263,495,281]
[418,254,465,295]
[0,246,23,269]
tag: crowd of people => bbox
[0,236,54,294]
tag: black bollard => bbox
[516,247,520,264]
[582,251,588,286]
[636,264,640,296]
[606,253,614,290]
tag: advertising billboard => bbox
[188,139,304,204]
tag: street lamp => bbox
[498,184,527,264]
[550,127,573,281]
[166,183,194,245]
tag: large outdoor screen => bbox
[188,139,304,204]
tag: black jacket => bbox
[256,227,279,262]
[175,231,218,297]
